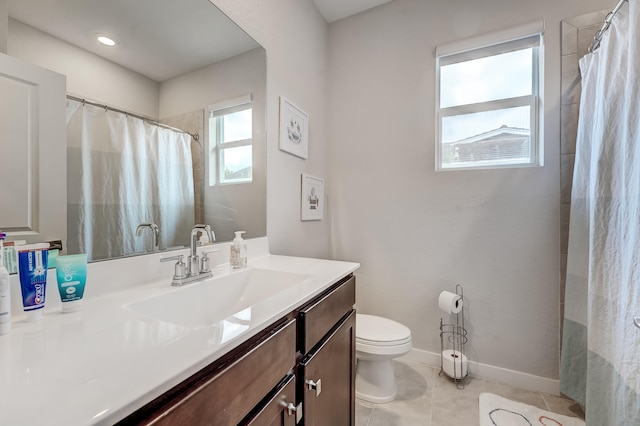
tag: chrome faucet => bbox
[136,223,160,251]
[160,224,217,287]
[187,224,216,277]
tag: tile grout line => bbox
[356,397,376,426]
[540,393,551,412]
[366,403,375,426]
[429,366,437,425]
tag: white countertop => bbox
[0,239,359,425]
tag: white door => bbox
[0,52,66,247]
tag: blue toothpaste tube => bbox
[18,244,50,321]
[55,254,87,313]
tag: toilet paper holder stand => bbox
[439,284,468,390]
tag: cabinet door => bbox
[243,375,298,426]
[299,311,355,426]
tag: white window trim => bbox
[209,94,252,116]
[435,22,544,171]
[435,20,544,58]
[208,95,253,186]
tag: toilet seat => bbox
[356,314,411,346]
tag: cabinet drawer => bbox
[151,319,296,426]
[299,275,355,353]
[242,375,297,426]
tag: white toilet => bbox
[355,314,413,403]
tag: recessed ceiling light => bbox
[97,35,117,46]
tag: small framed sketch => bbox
[301,174,324,221]
[279,97,309,159]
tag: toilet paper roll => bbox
[442,349,468,379]
[438,291,463,314]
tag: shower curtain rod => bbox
[67,95,200,142]
[588,0,629,53]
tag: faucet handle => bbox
[160,254,184,263]
[160,254,187,280]
[200,249,219,274]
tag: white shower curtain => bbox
[560,1,640,424]
[66,99,195,261]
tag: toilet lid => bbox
[356,314,411,346]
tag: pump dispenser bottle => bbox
[0,232,11,335]
[230,231,247,269]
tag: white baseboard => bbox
[401,348,560,395]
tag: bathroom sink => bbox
[125,268,310,328]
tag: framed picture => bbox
[301,174,324,221]
[279,97,309,159]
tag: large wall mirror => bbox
[3,0,267,263]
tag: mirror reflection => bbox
[4,0,267,262]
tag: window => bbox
[436,24,544,170]
[208,96,253,185]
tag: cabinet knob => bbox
[280,401,303,423]
[306,378,322,396]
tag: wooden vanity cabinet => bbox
[119,274,355,426]
[241,270,356,426]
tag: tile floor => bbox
[355,359,585,426]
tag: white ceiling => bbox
[8,0,259,82]
[313,0,392,23]
[7,0,390,81]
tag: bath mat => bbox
[479,393,585,426]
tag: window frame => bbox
[208,96,253,186]
[435,26,544,171]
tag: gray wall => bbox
[8,18,160,118]
[326,0,608,381]
[212,0,332,259]
[159,48,267,242]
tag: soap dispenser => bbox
[230,231,247,269]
